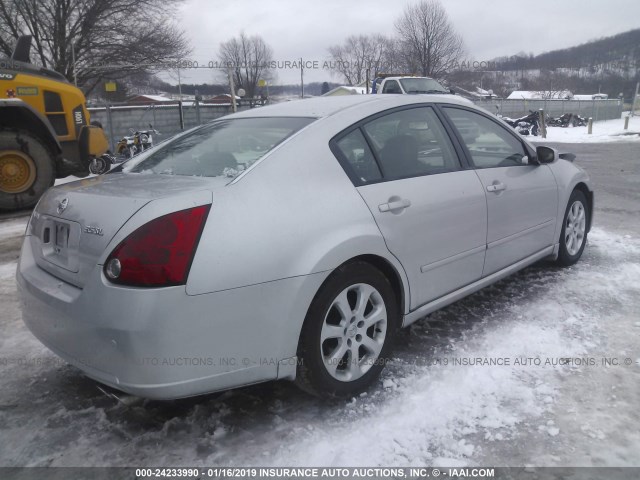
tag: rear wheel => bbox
[0,130,55,210]
[296,261,399,398]
[557,189,589,266]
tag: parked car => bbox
[373,75,452,95]
[17,95,593,400]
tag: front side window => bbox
[382,80,402,94]
[361,107,459,180]
[443,108,527,169]
[123,117,314,177]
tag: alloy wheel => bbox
[320,283,387,382]
[565,200,586,256]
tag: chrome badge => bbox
[84,226,104,236]
[57,198,69,214]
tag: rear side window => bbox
[443,107,527,168]
[334,129,382,184]
[124,117,314,177]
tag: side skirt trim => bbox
[402,245,554,327]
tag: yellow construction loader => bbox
[0,36,109,210]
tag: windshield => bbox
[399,78,448,94]
[123,117,315,177]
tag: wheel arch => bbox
[573,182,593,233]
[298,252,409,341]
[346,254,407,318]
[0,100,62,156]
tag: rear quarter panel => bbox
[185,126,407,297]
[185,124,411,364]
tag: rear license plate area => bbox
[40,218,81,272]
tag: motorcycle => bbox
[118,125,159,159]
[89,125,160,175]
[501,111,540,136]
[548,113,588,128]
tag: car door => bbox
[441,106,559,276]
[331,106,488,310]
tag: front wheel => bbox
[557,189,589,266]
[296,261,399,398]
[89,154,112,175]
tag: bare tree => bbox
[327,34,395,85]
[394,0,465,78]
[0,0,190,93]
[218,33,274,99]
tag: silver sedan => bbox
[17,95,593,399]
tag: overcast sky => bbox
[174,0,640,85]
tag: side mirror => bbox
[535,146,558,164]
[449,88,456,95]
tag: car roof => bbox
[385,76,434,80]
[229,94,473,120]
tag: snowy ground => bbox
[0,143,639,467]
[529,115,640,143]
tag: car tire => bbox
[295,261,399,398]
[0,130,55,210]
[557,189,589,267]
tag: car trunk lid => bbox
[28,174,223,288]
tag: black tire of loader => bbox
[0,130,56,210]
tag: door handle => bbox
[486,182,506,193]
[379,198,411,212]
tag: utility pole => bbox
[176,67,184,131]
[71,42,77,86]
[228,68,237,113]
[177,67,182,100]
[632,82,639,117]
[300,57,304,99]
[366,68,370,94]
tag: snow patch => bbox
[529,116,640,143]
[0,218,28,237]
[0,261,17,280]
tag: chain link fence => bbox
[471,98,623,121]
[88,102,252,151]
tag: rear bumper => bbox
[17,238,328,399]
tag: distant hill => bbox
[446,29,640,100]
[493,28,640,75]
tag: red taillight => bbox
[104,205,210,287]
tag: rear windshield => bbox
[123,117,314,177]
